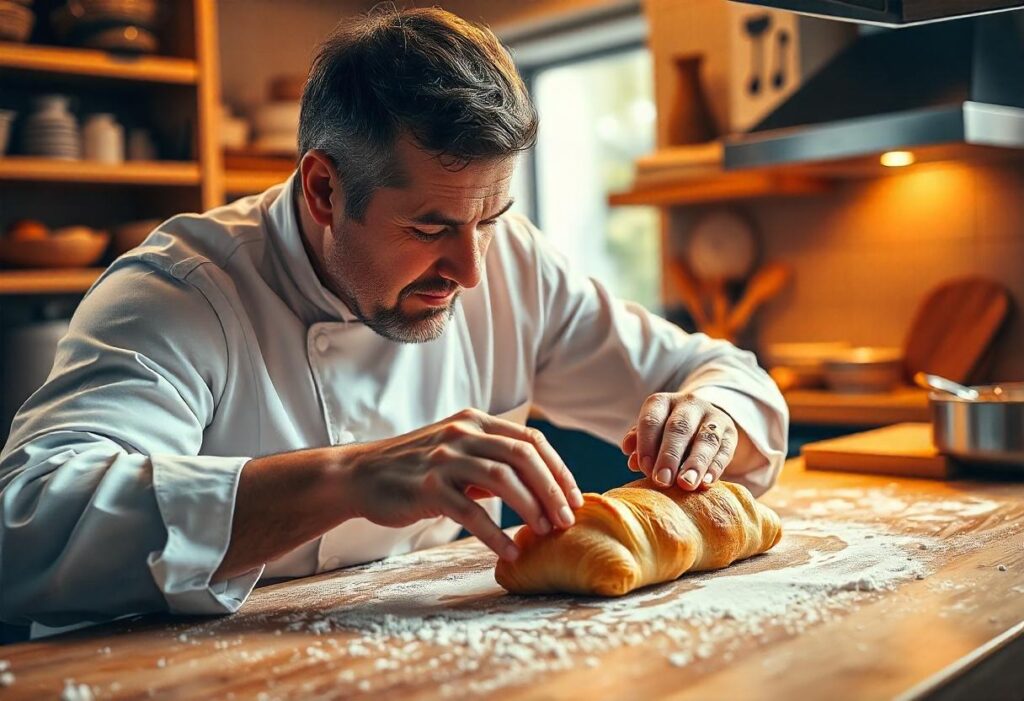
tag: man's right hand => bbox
[344,408,584,561]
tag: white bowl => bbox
[252,133,297,155]
[251,101,300,137]
[763,341,853,369]
[822,347,905,394]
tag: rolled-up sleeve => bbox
[519,217,789,496]
[0,264,260,628]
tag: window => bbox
[510,28,661,313]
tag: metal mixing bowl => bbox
[929,382,1024,465]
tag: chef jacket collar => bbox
[266,172,360,323]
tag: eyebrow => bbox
[410,199,515,227]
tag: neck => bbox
[292,174,325,263]
[289,174,362,318]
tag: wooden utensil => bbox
[667,257,710,328]
[902,277,1011,384]
[726,262,792,337]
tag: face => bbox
[302,140,515,344]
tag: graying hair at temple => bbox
[298,5,539,220]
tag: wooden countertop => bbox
[3,459,1023,700]
[785,387,932,426]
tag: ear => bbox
[298,150,343,227]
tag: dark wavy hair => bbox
[298,5,538,221]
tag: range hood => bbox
[724,13,1024,170]
[729,0,1024,27]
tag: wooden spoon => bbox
[726,262,792,336]
[667,257,710,329]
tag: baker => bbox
[0,7,787,636]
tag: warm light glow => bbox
[880,151,916,167]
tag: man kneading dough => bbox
[0,7,788,636]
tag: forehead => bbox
[392,138,515,207]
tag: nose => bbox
[437,229,483,289]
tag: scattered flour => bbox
[777,487,1000,524]
[132,488,1009,699]
[60,680,93,701]
[193,518,937,698]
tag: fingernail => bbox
[536,516,551,534]
[559,505,575,527]
[504,544,520,561]
[656,468,672,485]
[702,473,714,485]
[641,456,653,474]
[681,469,699,486]
[569,488,584,508]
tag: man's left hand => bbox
[619,393,737,491]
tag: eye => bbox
[479,219,499,230]
[408,226,446,241]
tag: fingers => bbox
[483,414,583,510]
[437,486,520,561]
[627,451,641,472]
[446,452,554,537]
[678,416,738,492]
[652,400,704,487]
[628,396,739,491]
[634,393,672,479]
[469,434,577,531]
[621,426,637,456]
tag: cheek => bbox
[479,228,495,253]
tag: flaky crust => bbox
[494,478,782,596]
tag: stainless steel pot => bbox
[929,382,1024,465]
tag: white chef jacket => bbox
[0,174,788,630]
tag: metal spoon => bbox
[913,372,980,401]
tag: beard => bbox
[330,261,460,343]
[366,285,461,343]
[318,222,462,344]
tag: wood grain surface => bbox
[901,277,1010,385]
[2,459,1023,701]
[802,423,952,479]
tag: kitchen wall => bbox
[649,0,1024,383]
[218,0,363,113]
[217,0,634,113]
[745,159,1024,381]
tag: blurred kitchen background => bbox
[0,0,1021,501]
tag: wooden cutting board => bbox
[802,422,952,479]
[902,277,1011,384]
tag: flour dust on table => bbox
[135,515,954,699]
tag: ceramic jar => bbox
[82,113,125,164]
[23,95,80,159]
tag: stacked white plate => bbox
[22,95,81,160]
[251,101,300,155]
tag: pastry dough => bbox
[494,478,782,596]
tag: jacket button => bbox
[314,334,330,353]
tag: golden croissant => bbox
[494,478,782,596]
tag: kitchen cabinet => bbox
[0,0,222,295]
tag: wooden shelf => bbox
[0,268,103,295]
[0,42,198,84]
[609,141,832,207]
[0,158,201,186]
[785,387,931,427]
[609,170,832,207]
[223,149,294,195]
[225,169,291,195]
